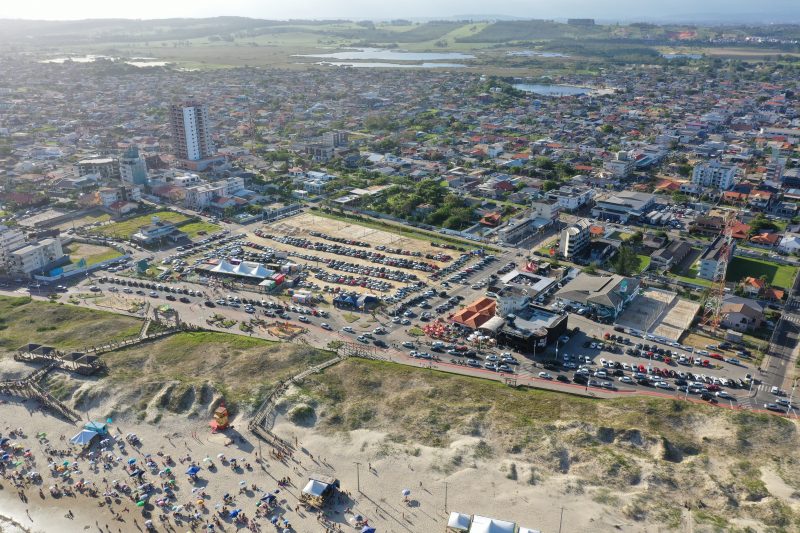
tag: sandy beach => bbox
[0,388,668,533]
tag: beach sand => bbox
[0,390,652,533]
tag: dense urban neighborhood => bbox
[3,14,800,533]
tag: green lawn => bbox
[635,254,651,274]
[667,265,713,288]
[726,256,798,289]
[89,211,190,239]
[608,231,634,241]
[178,220,222,238]
[64,244,124,266]
[0,296,142,351]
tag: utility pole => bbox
[558,506,565,533]
[354,461,361,493]
[444,481,448,511]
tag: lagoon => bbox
[297,47,475,61]
[513,83,589,96]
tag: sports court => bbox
[615,288,701,341]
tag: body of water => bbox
[507,50,570,58]
[662,53,703,60]
[316,61,467,69]
[513,83,590,96]
[40,55,169,67]
[297,47,475,61]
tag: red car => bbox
[709,353,724,361]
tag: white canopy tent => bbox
[69,429,99,447]
[302,479,329,498]
[208,260,274,280]
[447,512,471,531]
[469,515,516,533]
[518,528,542,533]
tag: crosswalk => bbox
[781,314,800,325]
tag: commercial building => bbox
[497,200,560,245]
[691,160,737,191]
[558,219,591,259]
[546,185,594,211]
[492,304,569,353]
[131,217,185,245]
[75,157,119,180]
[555,273,640,319]
[591,191,655,223]
[169,101,215,161]
[9,237,64,275]
[603,152,635,178]
[119,145,148,185]
[698,235,734,281]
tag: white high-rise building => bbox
[691,160,737,190]
[169,101,215,161]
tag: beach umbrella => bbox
[186,465,201,476]
[106,418,113,424]
[217,453,224,459]
[361,527,376,533]
[401,489,411,497]
[164,468,171,474]
[128,458,137,465]
[354,515,363,522]
[230,509,240,518]
[239,480,246,486]
[137,501,145,507]
[62,460,70,466]
[203,457,211,462]
[196,499,204,506]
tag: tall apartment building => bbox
[698,235,734,281]
[9,237,64,275]
[169,101,215,161]
[119,145,148,185]
[691,160,737,190]
[558,219,591,260]
[0,225,25,270]
[75,157,120,180]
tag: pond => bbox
[296,47,475,61]
[316,61,468,69]
[512,83,590,96]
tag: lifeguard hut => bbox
[210,403,230,432]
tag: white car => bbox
[342,326,354,333]
[618,376,634,384]
[538,372,553,380]
[298,315,309,323]
[320,323,332,330]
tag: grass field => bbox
[0,296,142,351]
[635,254,651,274]
[89,211,190,239]
[64,242,123,266]
[178,221,222,239]
[102,331,336,408]
[726,257,798,289]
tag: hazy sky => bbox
[2,0,798,22]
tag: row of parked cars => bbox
[445,255,497,284]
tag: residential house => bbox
[720,297,763,332]
[650,240,692,271]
